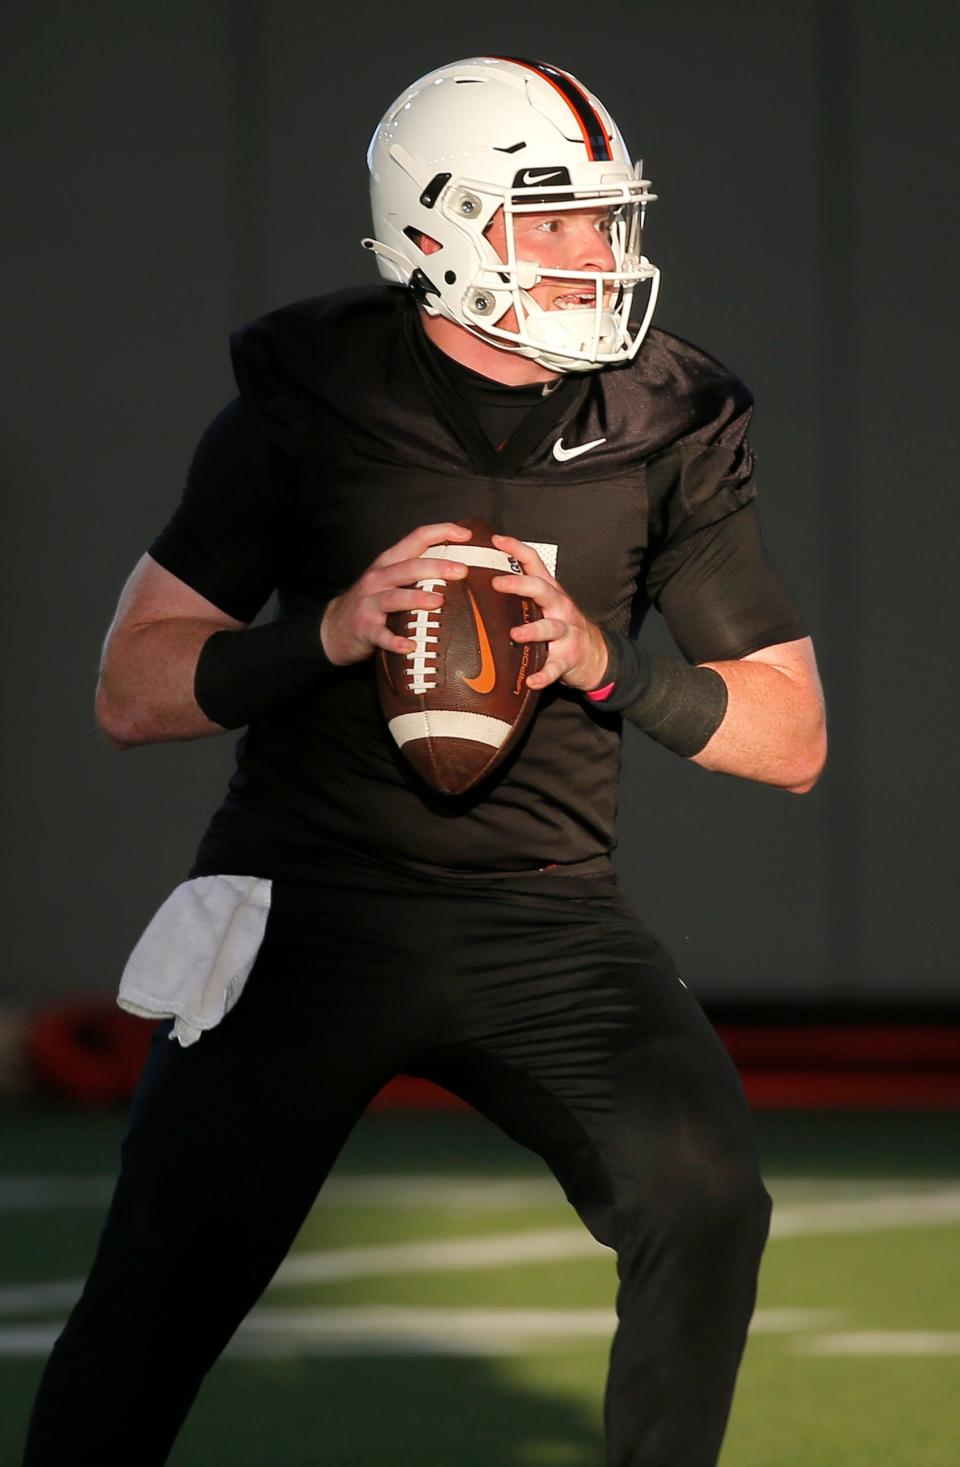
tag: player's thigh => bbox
[79,878,421,1316]
[119,876,423,1186]
[419,888,760,1238]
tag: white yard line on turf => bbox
[770,1189,960,1237]
[0,1326,61,1355]
[0,1175,562,1210]
[0,1308,845,1360]
[0,1178,116,1208]
[242,1305,842,1336]
[796,1332,960,1356]
[0,1282,84,1315]
[2,1188,958,1322]
[225,1306,846,1359]
[1,1173,955,1212]
[275,1227,602,1284]
[267,1188,960,1284]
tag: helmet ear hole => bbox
[403,227,443,256]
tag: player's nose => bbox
[568,218,615,273]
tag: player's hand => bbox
[489,534,608,692]
[320,523,471,666]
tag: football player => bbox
[24,57,825,1467]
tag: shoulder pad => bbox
[602,327,753,456]
[229,286,401,450]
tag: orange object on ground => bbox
[26,997,154,1107]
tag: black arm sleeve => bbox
[147,398,292,623]
[655,502,810,664]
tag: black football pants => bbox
[23,863,771,1467]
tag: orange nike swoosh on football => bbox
[462,586,496,693]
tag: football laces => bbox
[405,576,445,693]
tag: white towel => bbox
[117,874,272,1047]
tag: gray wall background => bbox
[2,0,957,1007]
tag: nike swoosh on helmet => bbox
[518,168,565,185]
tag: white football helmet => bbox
[363,56,660,373]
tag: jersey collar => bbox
[402,303,589,477]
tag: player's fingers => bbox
[526,657,566,690]
[367,556,467,591]
[511,617,567,643]
[491,533,555,583]
[375,522,473,568]
[375,587,444,614]
[491,572,554,604]
[371,624,417,655]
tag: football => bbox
[376,518,546,795]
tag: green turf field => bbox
[1,1105,958,1465]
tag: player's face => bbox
[484,205,617,314]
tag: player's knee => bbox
[684,1159,770,1244]
[619,1156,771,1257]
[708,1166,773,1250]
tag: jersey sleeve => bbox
[654,503,810,663]
[147,398,293,623]
[637,363,808,662]
[643,377,758,608]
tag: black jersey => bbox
[149,286,807,882]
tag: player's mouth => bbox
[553,290,600,309]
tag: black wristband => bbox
[584,628,653,713]
[194,610,334,730]
[585,627,728,758]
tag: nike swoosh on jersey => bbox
[462,586,496,694]
[552,436,607,462]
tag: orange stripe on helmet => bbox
[495,57,614,162]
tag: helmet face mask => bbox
[454,183,656,372]
[363,57,660,373]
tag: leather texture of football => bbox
[376,519,545,795]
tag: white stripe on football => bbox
[387,710,514,750]
[421,543,516,574]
